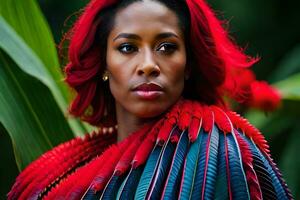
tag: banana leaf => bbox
[0,0,93,135]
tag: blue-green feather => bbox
[146,128,178,199]
[190,130,209,199]
[214,132,229,200]
[100,174,125,199]
[242,134,289,200]
[135,126,177,199]
[82,186,102,200]
[226,132,250,199]
[116,166,143,200]
[161,130,189,199]
[179,128,205,199]
[134,144,163,200]
[201,124,219,199]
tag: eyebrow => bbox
[113,32,179,41]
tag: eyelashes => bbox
[118,43,138,54]
[117,42,178,55]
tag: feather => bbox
[80,130,144,199]
[226,111,270,154]
[200,124,219,199]
[188,117,202,142]
[116,167,144,200]
[226,132,250,199]
[241,134,286,200]
[214,132,229,200]
[115,125,150,175]
[178,100,193,130]
[178,128,205,199]
[190,111,215,199]
[202,106,213,132]
[99,172,125,199]
[264,154,294,199]
[134,126,177,199]
[132,118,164,168]
[234,130,263,200]
[161,130,189,199]
[16,132,115,200]
[157,100,182,144]
[134,143,163,199]
[147,127,180,199]
[189,130,209,199]
[211,106,232,133]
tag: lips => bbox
[133,83,163,92]
[132,83,163,100]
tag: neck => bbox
[115,103,157,142]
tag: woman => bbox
[8,0,292,199]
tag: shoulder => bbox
[152,99,292,199]
[8,131,116,200]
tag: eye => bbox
[117,43,138,54]
[157,43,178,54]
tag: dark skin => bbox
[106,0,188,141]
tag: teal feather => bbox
[227,132,250,199]
[190,130,209,199]
[100,174,125,199]
[146,128,179,199]
[116,167,143,200]
[134,144,163,200]
[201,124,219,199]
[214,132,229,200]
[242,134,289,200]
[178,128,205,199]
[82,186,101,200]
[161,130,189,199]
[135,126,176,199]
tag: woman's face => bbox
[106,0,187,119]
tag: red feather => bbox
[157,100,182,143]
[201,112,215,200]
[211,105,232,134]
[188,118,202,142]
[226,111,270,155]
[114,124,151,175]
[132,118,164,168]
[90,130,142,192]
[234,130,263,200]
[178,100,193,130]
[10,132,115,200]
[202,106,213,132]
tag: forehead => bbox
[110,0,183,37]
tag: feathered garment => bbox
[8,99,293,200]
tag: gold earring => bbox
[102,71,109,81]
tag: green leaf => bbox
[269,45,300,83]
[0,16,92,136]
[0,49,74,170]
[275,73,300,101]
[0,0,95,135]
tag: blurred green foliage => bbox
[0,0,299,198]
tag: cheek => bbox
[164,54,186,88]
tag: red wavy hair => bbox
[63,0,260,126]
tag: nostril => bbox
[138,70,144,76]
[151,70,160,77]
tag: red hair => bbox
[63,0,276,126]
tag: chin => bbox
[131,101,172,119]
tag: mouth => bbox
[132,83,163,100]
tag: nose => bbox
[137,48,160,77]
